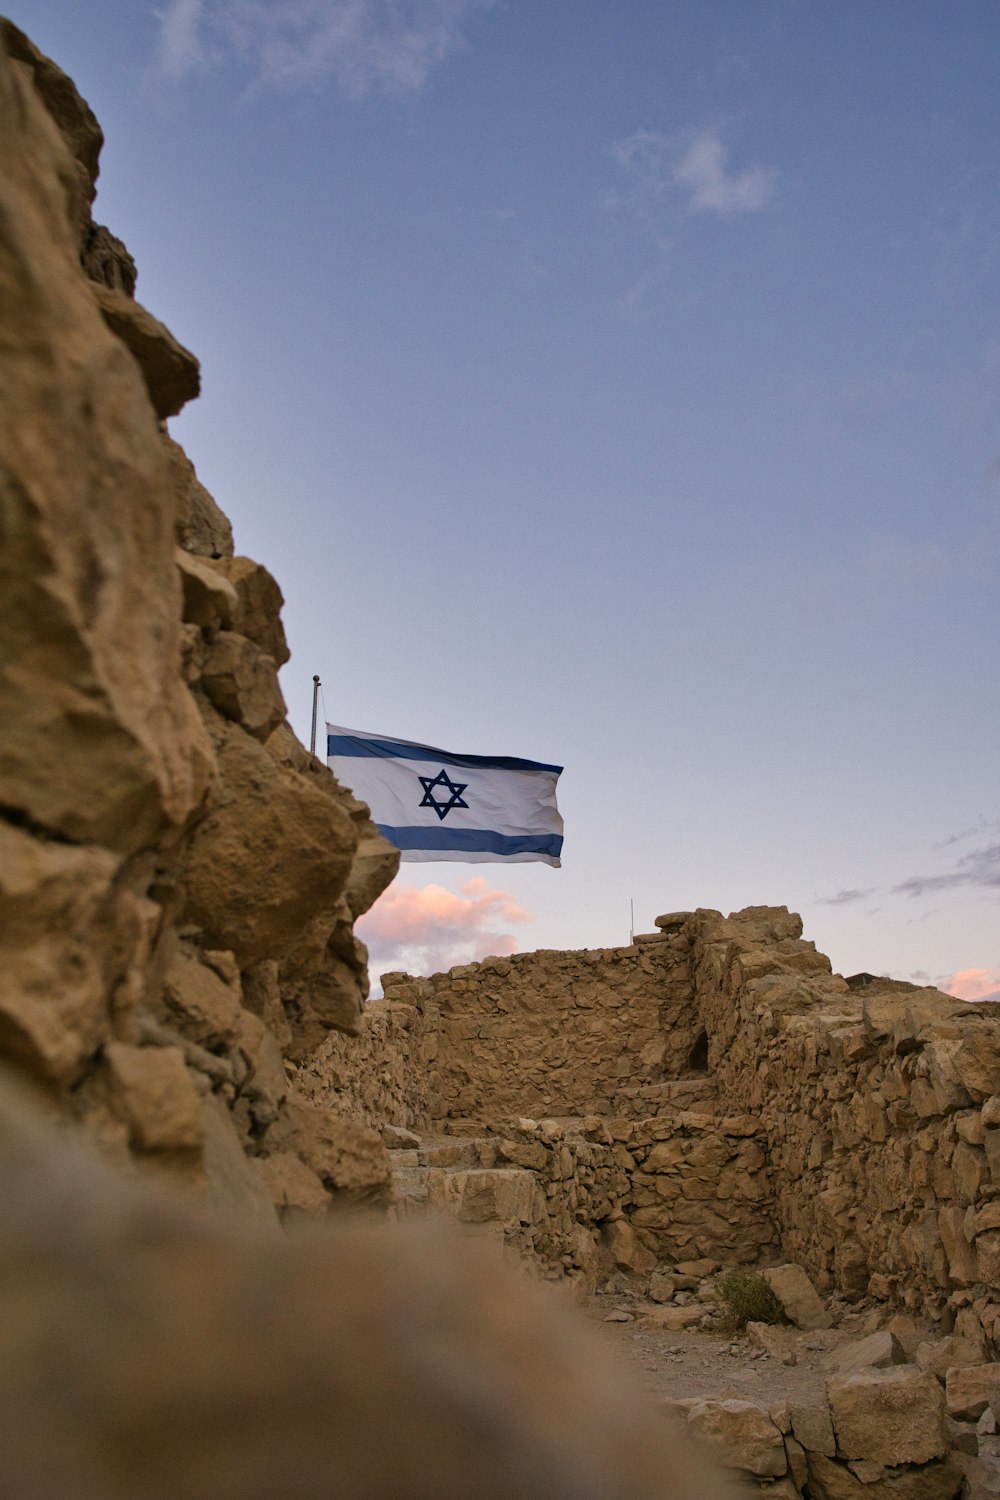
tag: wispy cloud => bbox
[356,877,532,984]
[894,842,1000,898]
[940,966,1000,1005]
[156,0,491,94]
[816,886,876,907]
[605,125,777,226]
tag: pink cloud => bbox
[941,967,1000,1005]
[357,878,532,988]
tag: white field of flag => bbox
[326,724,563,866]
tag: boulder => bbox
[603,1218,657,1274]
[947,1365,1000,1422]
[823,1329,906,1375]
[763,1263,833,1330]
[685,1398,787,1477]
[827,1366,949,1467]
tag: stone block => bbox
[684,1398,786,1478]
[822,1329,906,1375]
[947,1365,1000,1422]
[763,1262,833,1330]
[827,1366,948,1466]
[103,1043,203,1154]
[789,1398,836,1456]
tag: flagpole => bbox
[309,674,321,757]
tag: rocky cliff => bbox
[0,16,401,1219]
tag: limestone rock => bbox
[180,708,357,967]
[255,1151,331,1222]
[103,1043,204,1155]
[90,282,200,419]
[805,1451,963,1500]
[763,1263,833,1330]
[823,1329,906,1375]
[603,1218,657,1274]
[383,1125,421,1150]
[946,1365,1000,1422]
[176,548,238,629]
[0,19,102,220]
[161,948,244,1053]
[0,824,143,1086]
[164,434,234,559]
[827,1366,949,1466]
[649,1268,677,1302]
[685,1398,787,1477]
[200,631,286,741]
[210,556,290,666]
[916,1334,987,1382]
[0,44,214,853]
[278,1099,393,1206]
[789,1398,836,1456]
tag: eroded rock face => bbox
[0,25,397,1219]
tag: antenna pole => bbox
[309,674,321,757]
[630,897,634,945]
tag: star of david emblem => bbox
[418,768,469,821]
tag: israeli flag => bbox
[326,724,563,866]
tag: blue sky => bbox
[17,1,999,995]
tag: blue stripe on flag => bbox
[328,732,562,775]
[377,825,564,859]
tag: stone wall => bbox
[383,937,703,1122]
[691,905,1000,1344]
[306,907,1000,1342]
[0,21,398,1223]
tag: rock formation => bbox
[0,22,738,1497]
[0,16,399,1221]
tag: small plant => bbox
[715,1268,785,1335]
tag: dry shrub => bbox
[715,1269,785,1334]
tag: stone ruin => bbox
[2,19,999,1498]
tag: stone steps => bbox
[388,1138,540,1242]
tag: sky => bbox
[15,0,999,999]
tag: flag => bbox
[326,723,563,866]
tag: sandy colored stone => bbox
[916,1334,987,1382]
[277,1098,392,1205]
[161,948,244,1053]
[255,1151,331,1222]
[200,631,286,741]
[823,1329,906,1375]
[176,548,238,629]
[946,1365,1000,1421]
[685,1397,787,1477]
[806,1452,963,1500]
[210,556,290,666]
[103,1043,204,1155]
[640,1305,705,1330]
[604,1218,657,1274]
[789,1397,836,1456]
[0,824,149,1086]
[164,434,234,559]
[0,45,214,854]
[181,708,357,966]
[764,1263,833,1330]
[90,282,199,419]
[827,1366,948,1466]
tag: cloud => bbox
[940,966,1000,1005]
[816,887,876,907]
[605,125,776,224]
[893,842,1000,898]
[356,877,532,985]
[156,0,491,94]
